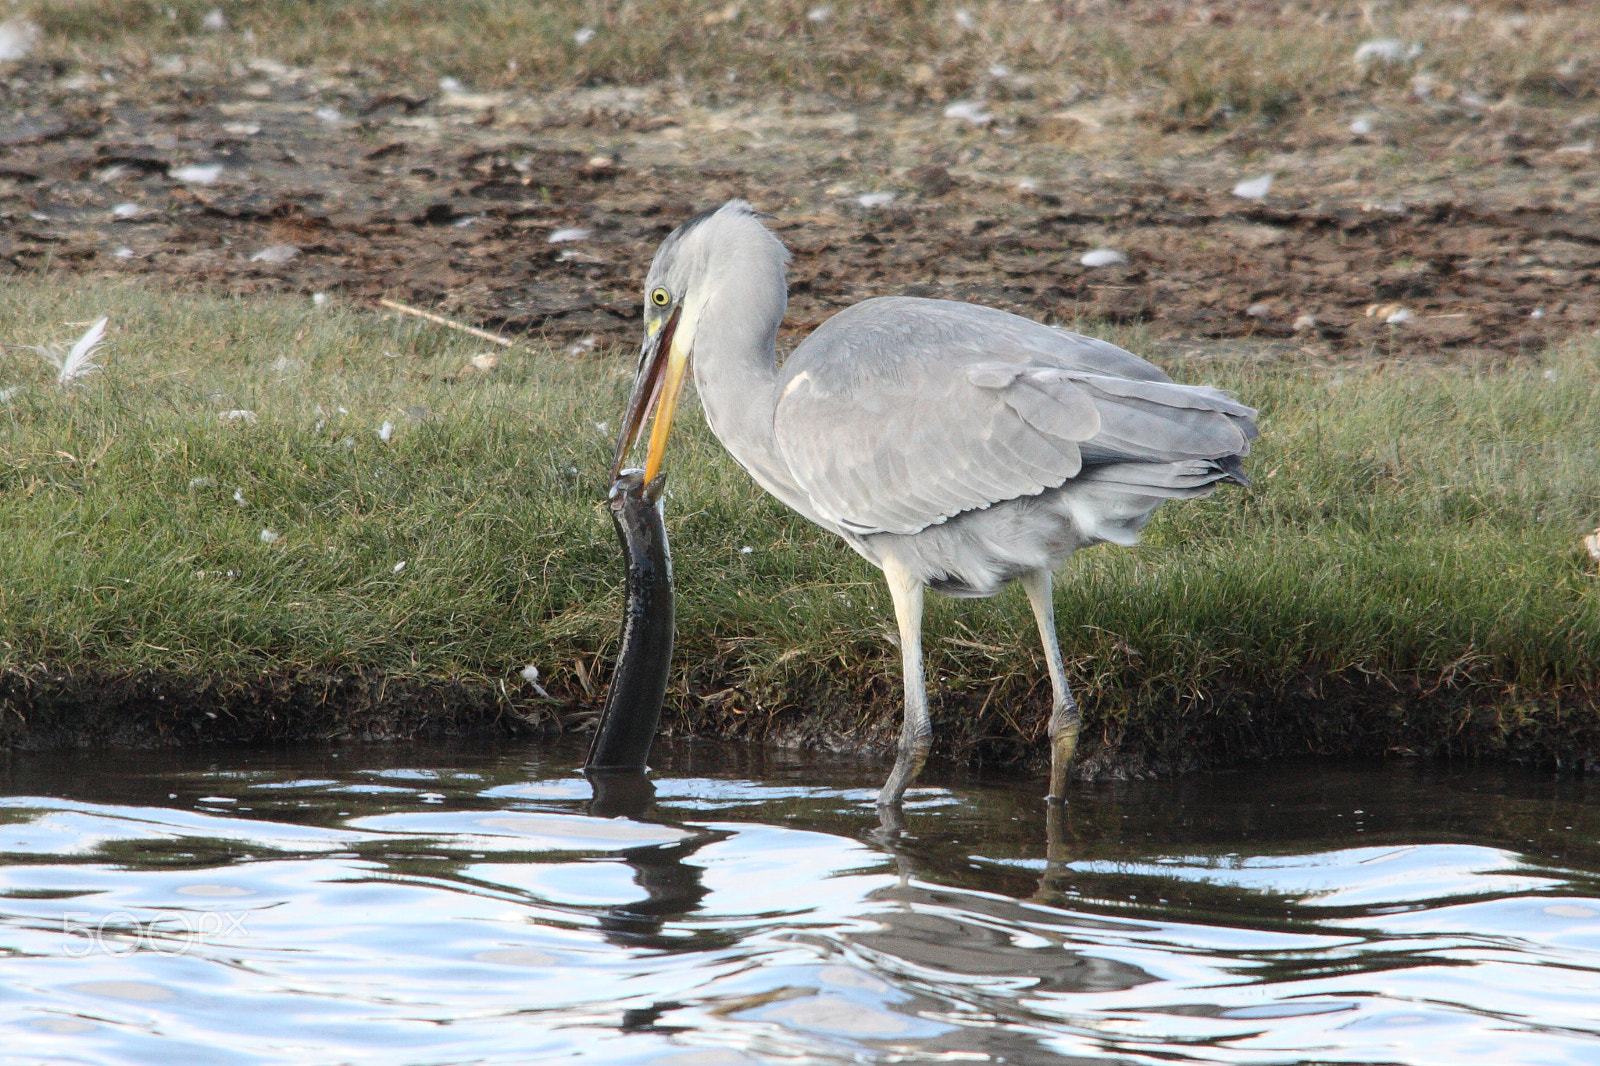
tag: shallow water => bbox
[2,739,1597,1065]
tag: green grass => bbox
[17,1,1597,124]
[1,280,1598,759]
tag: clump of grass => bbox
[1,280,1597,759]
[18,1,1599,125]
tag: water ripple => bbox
[0,745,1594,1064]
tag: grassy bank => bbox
[1,280,1598,768]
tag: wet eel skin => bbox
[585,469,674,772]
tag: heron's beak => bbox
[612,307,686,481]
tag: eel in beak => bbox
[585,469,674,773]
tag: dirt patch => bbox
[2,59,1596,359]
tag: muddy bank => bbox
[3,667,1593,779]
[2,57,1596,360]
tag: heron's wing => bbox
[771,298,1256,536]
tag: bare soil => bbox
[3,57,1597,360]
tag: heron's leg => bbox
[1021,570,1080,802]
[878,556,931,807]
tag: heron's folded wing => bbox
[772,361,1101,535]
[1060,373,1259,465]
[773,360,1258,537]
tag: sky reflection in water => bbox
[0,739,1596,1064]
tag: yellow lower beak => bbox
[643,340,689,483]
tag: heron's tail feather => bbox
[1215,453,1250,487]
[1075,458,1244,497]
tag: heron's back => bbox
[784,297,1173,389]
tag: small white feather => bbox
[171,163,224,184]
[520,664,554,699]
[943,100,992,125]
[1079,248,1127,268]
[251,245,301,267]
[1354,38,1419,64]
[49,317,109,386]
[1232,174,1274,200]
[0,18,40,62]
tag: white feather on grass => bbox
[0,385,20,404]
[31,317,110,387]
[519,664,554,700]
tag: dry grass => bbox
[17,1,1598,126]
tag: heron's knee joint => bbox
[1049,706,1081,737]
[899,727,932,755]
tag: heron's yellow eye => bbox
[650,287,671,307]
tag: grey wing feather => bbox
[772,297,1257,536]
[775,369,1076,535]
[1068,375,1257,464]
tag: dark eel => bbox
[585,469,674,773]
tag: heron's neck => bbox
[689,276,806,508]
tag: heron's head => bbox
[611,200,788,480]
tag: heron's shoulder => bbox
[784,296,1170,385]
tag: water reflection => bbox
[581,769,732,954]
[0,741,1595,1064]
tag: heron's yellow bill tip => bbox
[642,345,689,482]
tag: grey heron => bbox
[613,201,1257,805]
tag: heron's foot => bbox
[1044,797,1073,865]
[870,803,909,845]
[877,737,930,807]
[1046,717,1080,803]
